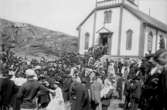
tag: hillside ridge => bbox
[0,18,78,60]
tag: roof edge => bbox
[123,4,167,33]
[77,3,167,33]
[76,3,122,30]
[76,9,95,30]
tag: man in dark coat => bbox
[81,78,90,110]
[36,83,50,109]
[0,66,18,110]
[62,74,73,102]
[129,77,142,110]
[70,77,88,110]
[124,79,131,110]
[17,69,49,110]
[139,49,167,110]
[153,49,167,110]
[116,73,123,100]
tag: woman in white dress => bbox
[100,78,115,110]
[46,82,65,110]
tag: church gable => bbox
[96,27,112,33]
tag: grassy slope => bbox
[0,18,78,59]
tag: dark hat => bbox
[154,49,167,61]
[145,53,154,60]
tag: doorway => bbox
[99,33,112,54]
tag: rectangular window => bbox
[104,10,112,24]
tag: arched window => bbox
[147,32,153,53]
[126,29,133,50]
[85,32,90,50]
[159,35,166,49]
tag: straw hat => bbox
[34,65,41,70]
[25,69,37,77]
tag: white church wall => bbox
[95,7,121,55]
[144,26,157,55]
[79,13,95,54]
[120,8,140,56]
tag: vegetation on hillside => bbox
[0,18,78,59]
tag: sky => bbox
[139,0,167,24]
[0,0,167,36]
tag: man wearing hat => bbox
[153,49,167,110]
[139,49,167,110]
[116,73,123,100]
[17,69,49,110]
[70,76,88,110]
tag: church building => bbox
[77,0,167,57]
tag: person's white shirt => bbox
[100,78,114,98]
[11,75,27,86]
[9,71,27,86]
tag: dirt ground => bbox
[108,99,123,110]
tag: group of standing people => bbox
[62,68,116,110]
[0,65,115,110]
[123,49,167,110]
[1,48,167,110]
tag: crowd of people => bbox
[1,47,167,110]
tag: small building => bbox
[77,0,167,57]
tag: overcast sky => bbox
[0,0,167,36]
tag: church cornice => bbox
[123,4,167,33]
[76,3,123,30]
[126,0,138,7]
[77,2,167,33]
[96,26,113,33]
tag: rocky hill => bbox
[0,18,78,60]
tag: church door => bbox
[99,33,112,55]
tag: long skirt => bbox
[46,99,65,110]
